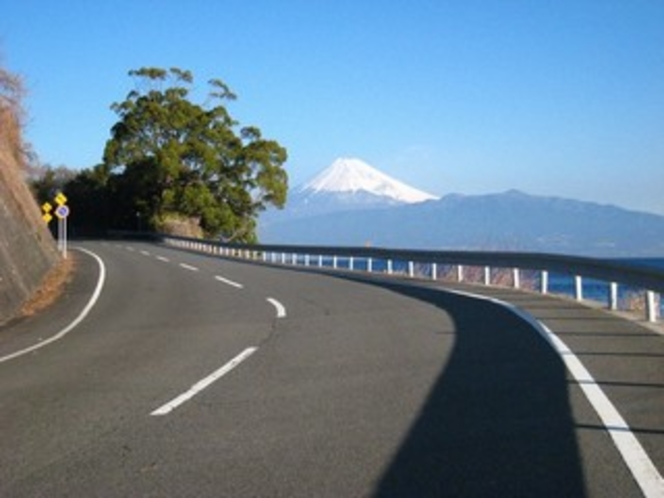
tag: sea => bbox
[290,254,664,315]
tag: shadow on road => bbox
[359,281,587,497]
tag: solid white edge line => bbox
[447,288,664,498]
[214,275,244,289]
[179,263,199,272]
[267,297,287,318]
[150,347,258,416]
[0,247,107,364]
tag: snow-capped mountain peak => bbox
[299,157,438,204]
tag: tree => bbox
[103,67,288,241]
[0,64,33,169]
[28,164,77,204]
[62,164,112,236]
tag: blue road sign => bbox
[55,204,70,219]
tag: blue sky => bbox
[2,0,663,214]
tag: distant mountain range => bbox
[259,158,664,257]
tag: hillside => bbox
[0,70,60,325]
[260,186,664,257]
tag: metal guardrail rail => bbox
[112,231,664,323]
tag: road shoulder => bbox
[0,247,101,360]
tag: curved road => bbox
[0,241,662,497]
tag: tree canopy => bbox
[101,66,288,241]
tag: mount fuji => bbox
[299,157,438,204]
[265,158,438,222]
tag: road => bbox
[0,240,662,497]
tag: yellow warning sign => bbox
[43,213,53,224]
[55,192,68,206]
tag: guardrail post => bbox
[484,266,491,286]
[575,276,583,301]
[318,255,323,267]
[408,261,414,278]
[333,256,338,269]
[457,265,464,282]
[541,271,549,294]
[387,259,393,275]
[368,258,373,273]
[304,254,310,267]
[349,257,354,271]
[609,282,618,310]
[646,291,658,323]
[431,263,437,280]
[513,268,520,289]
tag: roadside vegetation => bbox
[31,67,289,242]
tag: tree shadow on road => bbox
[360,281,588,497]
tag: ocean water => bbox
[613,258,664,271]
[287,254,664,315]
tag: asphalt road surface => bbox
[0,241,662,497]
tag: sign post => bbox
[55,204,70,258]
[42,192,70,258]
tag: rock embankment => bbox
[0,100,59,325]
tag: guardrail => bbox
[112,231,664,323]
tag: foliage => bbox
[102,67,288,241]
[0,65,32,167]
[0,65,24,114]
[28,164,78,203]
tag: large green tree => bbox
[103,67,288,242]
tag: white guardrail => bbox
[119,232,664,324]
